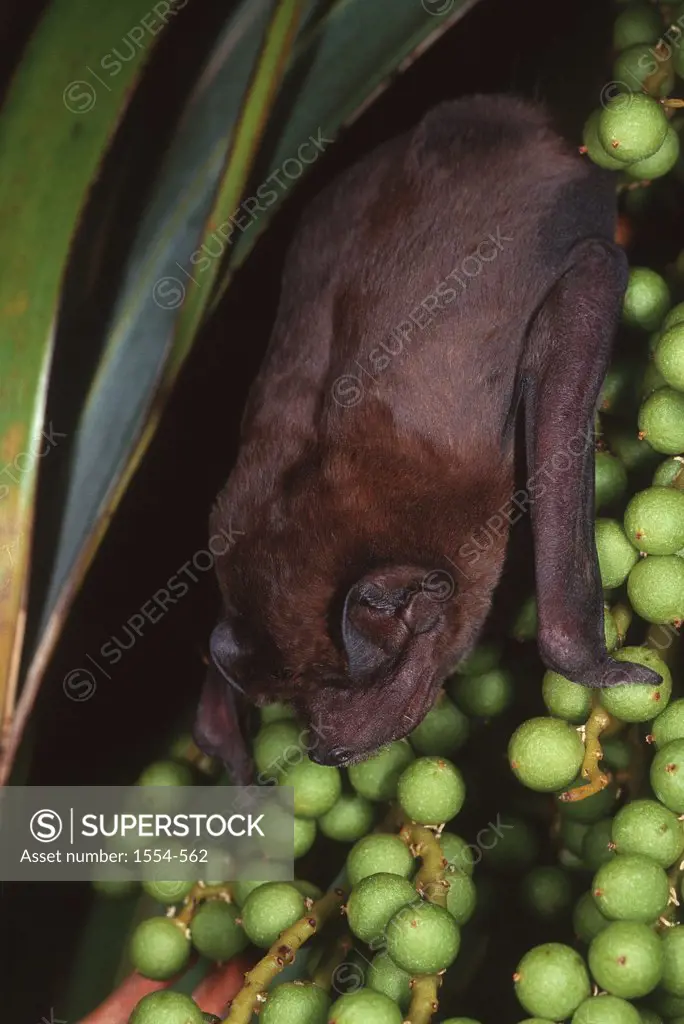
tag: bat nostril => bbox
[310,746,352,767]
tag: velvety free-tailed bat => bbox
[194,94,660,783]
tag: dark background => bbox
[3,0,683,1018]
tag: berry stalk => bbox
[399,822,448,1024]
[221,886,346,1023]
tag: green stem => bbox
[559,702,612,802]
[222,887,347,1022]
[399,823,448,1023]
[310,932,354,991]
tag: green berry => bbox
[347,834,414,887]
[600,359,644,417]
[650,739,684,812]
[613,4,663,50]
[129,917,191,980]
[596,453,628,510]
[137,761,193,787]
[397,756,465,825]
[622,267,671,329]
[661,926,684,996]
[571,994,642,1023]
[261,982,330,1024]
[511,594,538,640]
[241,882,305,948]
[614,44,675,98]
[639,387,684,453]
[605,606,620,651]
[642,361,668,398]
[446,868,477,924]
[584,110,629,170]
[129,991,204,1024]
[508,717,584,792]
[441,1020,484,1024]
[345,873,417,944]
[368,953,411,1011]
[440,831,475,876]
[520,866,572,919]
[627,555,684,623]
[625,487,684,554]
[408,692,469,755]
[574,890,612,944]
[448,667,513,717]
[636,1008,664,1024]
[628,126,681,180]
[605,420,659,473]
[655,324,684,392]
[318,793,374,843]
[327,989,402,1024]
[599,647,671,721]
[456,641,501,674]
[260,702,298,725]
[141,879,194,905]
[542,670,592,723]
[595,519,639,588]
[514,943,591,1020]
[293,879,323,901]
[294,816,317,858]
[582,819,618,872]
[612,799,684,867]
[279,757,342,819]
[190,900,247,961]
[648,985,684,1016]
[92,878,138,898]
[589,922,663,998]
[348,740,414,802]
[254,721,303,781]
[652,699,684,747]
[563,818,592,858]
[593,854,670,923]
[601,736,633,773]
[663,302,684,332]
[386,901,460,974]
[652,456,684,487]
[233,875,269,906]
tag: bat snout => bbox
[309,745,355,768]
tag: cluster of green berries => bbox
[594,266,684,626]
[582,3,684,181]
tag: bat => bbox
[193,94,660,783]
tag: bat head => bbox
[203,447,511,768]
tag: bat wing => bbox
[522,237,660,689]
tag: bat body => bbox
[195,94,659,781]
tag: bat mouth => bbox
[307,667,444,768]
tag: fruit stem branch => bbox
[559,702,612,802]
[399,821,447,1023]
[399,822,449,908]
[176,883,233,926]
[221,887,347,1022]
[404,975,441,1024]
[310,931,354,990]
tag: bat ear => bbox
[209,619,245,692]
[192,620,253,785]
[341,565,446,683]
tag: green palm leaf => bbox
[0,0,169,767]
